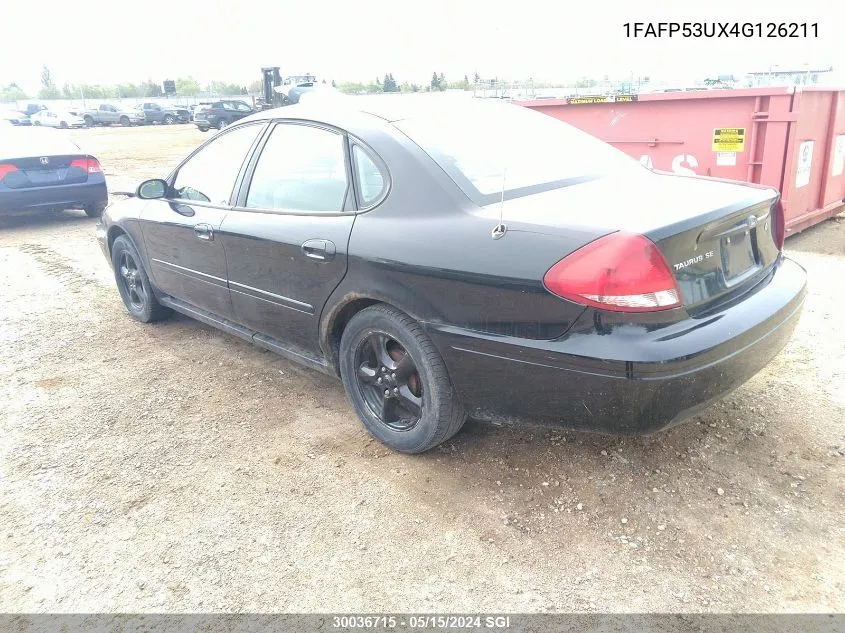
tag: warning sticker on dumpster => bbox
[796,140,814,188]
[833,135,845,177]
[712,128,746,152]
[716,151,737,166]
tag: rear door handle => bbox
[301,239,336,261]
[194,223,214,241]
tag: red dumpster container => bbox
[517,87,845,236]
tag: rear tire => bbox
[83,115,94,127]
[164,114,175,125]
[59,121,68,129]
[339,304,466,453]
[120,116,130,127]
[84,203,105,218]
[111,235,172,323]
[217,118,228,130]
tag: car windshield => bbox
[0,127,81,159]
[393,102,641,204]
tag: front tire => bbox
[120,116,130,127]
[339,305,466,453]
[59,121,68,129]
[164,114,175,125]
[111,235,172,323]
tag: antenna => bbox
[491,166,507,240]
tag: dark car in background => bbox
[192,100,254,131]
[95,97,806,454]
[0,110,32,126]
[0,126,107,217]
[136,103,190,125]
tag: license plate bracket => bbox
[721,230,758,283]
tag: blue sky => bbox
[0,0,840,93]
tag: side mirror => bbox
[136,178,169,200]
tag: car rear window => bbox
[393,102,639,205]
[0,128,81,159]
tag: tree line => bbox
[1,66,250,102]
[2,66,574,103]
[333,71,477,95]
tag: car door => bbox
[233,101,252,122]
[220,121,363,356]
[101,104,115,124]
[139,122,266,319]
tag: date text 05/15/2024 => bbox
[623,22,818,38]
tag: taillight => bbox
[0,163,18,180]
[772,198,785,250]
[543,232,682,312]
[70,157,102,173]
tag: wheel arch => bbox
[320,291,433,377]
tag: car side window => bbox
[352,145,386,207]
[171,124,263,205]
[245,123,348,213]
[236,103,251,112]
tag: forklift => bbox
[258,67,317,109]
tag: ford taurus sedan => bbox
[1,126,107,216]
[95,97,806,453]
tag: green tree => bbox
[38,84,61,99]
[209,81,245,96]
[176,76,201,96]
[473,71,480,84]
[0,83,28,101]
[383,73,398,92]
[115,83,140,98]
[38,65,60,99]
[140,79,163,97]
[430,72,440,91]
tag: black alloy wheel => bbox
[118,251,145,311]
[354,331,423,431]
[110,235,171,323]
[339,304,466,453]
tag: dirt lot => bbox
[0,124,843,613]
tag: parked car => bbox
[29,109,87,129]
[0,110,32,126]
[83,103,145,127]
[192,100,253,131]
[22,103,46,116]
[0,126,107,217]
[188,102,213,121]
[136,103,189,125]
[95,98,806,454]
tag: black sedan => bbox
[95,97,806,453]
[192,100,254,132]
[1,126,108,217]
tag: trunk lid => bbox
[1,155,90,189]
[480,169,780,313]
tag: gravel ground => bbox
[0,125,843,613]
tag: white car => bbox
[29,109,87,129]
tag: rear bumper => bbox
[0,180,108,213]
[425,256,807,435]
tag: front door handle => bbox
[194,223,214,241]
[301,239,336,261]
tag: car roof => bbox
[241,93,512,126]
